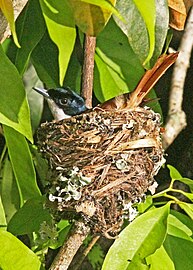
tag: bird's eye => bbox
[59,98,68,105]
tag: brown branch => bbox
[70,235,100,270]
[81,34,96,108]
[49,221,90,270]
[162,8,193,149]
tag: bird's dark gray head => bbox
[33,87,87,116]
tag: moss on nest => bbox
[38,106,164,237]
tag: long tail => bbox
[126,52,179,108]
[99,52,178,111]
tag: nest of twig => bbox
[38,106,164,237]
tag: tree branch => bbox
[81,35,96,108]
[49,221,90,270]
[162,8,193,149]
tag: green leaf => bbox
[150,0,169,65]
[170,210,193,233]
[0,230,41,270]
[0,0,20,47]
[137,195,153,214]
[0,196,7,230]
[168,165,182,179]
[132,0,156,66]
[8,197,52,235]
[31,30,60,88]
[95,18,144,102]
[1,157,20,223]
[40,0,76,86]
[115,0,157,67]
[0,46,33,142]
[168,165,193,192]
[3,126,41,203]
[6,0,46,75]
[146,245,175,270]
[168,214,192,238]
[164,235,193,270]
[69,0,116,36]
[102,204,169,270]
[179,202,193,220]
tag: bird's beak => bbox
[33,87,50,99]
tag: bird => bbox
[33,86,88,117]
[33,52,178,117]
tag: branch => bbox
[162,8,193,149]
[49,221,90,270]
[81,35,96,108]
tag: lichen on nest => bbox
[37,106,164,237]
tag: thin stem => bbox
[81,34,96,109]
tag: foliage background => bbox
[0,0,193,270]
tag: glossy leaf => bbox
[132,0,156,65]
[69,0,116,36]
[0,230,41,270]
[3,126,41,203]
[0,196,7,230]
[6,0,46,75]
[0,0,20,47]
[170,210,193,233]
[1,157,20,223]
[164,235,193,270]
[95,18,144,102]
[8,197,51,235]
[102,205,169,270]
[40,0,76,86]
[146,245,175,270]
[179,202,193,220]
[168,214,192,237]
[31,31,60,88]
[115,0,168,67]
[168,165,193,192]
[0,46,33,142]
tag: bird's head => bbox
[33,87,87,116]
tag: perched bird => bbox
[33,53,178,118]
[33,87,87,117]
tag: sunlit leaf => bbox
[69,0,116,36]
[0,0,20,47]
[0,46,33,142]
[146,245,175,270]
[102,205,169,270]
[40,0,76,86]
[115,0,157,67]
[0,196,7,230]
[95,18,144,102]
[3,126,41,203]
[179,202,193,220]
[168,214,192,237]
[0,230,41,270]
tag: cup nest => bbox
[37,106,164,237]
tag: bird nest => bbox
[37,106,164,237]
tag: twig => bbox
[70,235,100,270]
[162,8,193,149]
[49,221,90,270]
[81,34,96,108]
